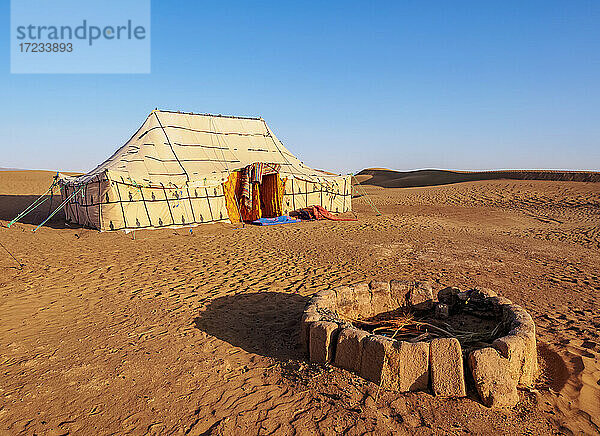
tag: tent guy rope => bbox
[8,176,58,228]
[352,174,382,216]
[0,240,24,269]
[33,185,85,232]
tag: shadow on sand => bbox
[0,194,68,229]
[193,291,310,361]
[356,168,600,188]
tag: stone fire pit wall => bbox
[299,281,538,407]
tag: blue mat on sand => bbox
[252,216,301,226]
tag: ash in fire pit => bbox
[300,281,538,407]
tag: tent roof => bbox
[68,110,340,187]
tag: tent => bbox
[57,110,352,231]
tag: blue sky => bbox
[1,1,599,173]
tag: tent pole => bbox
[234,192,245,228]
[47,180,55,216]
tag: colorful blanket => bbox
[240,163,282,207]
[251,215,300,226]
[291,205,358,221]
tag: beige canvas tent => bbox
[57,110,352,231]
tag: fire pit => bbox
[300,281,538,407]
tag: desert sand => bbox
[0,169,599,435]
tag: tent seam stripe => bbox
[153,112,190,183]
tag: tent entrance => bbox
[260,174,286,218]
[223,171,286,223]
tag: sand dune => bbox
[356,168,600,188]
[0,170,599,434]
